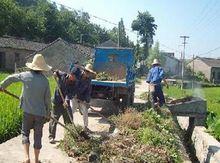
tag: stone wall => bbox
[28,40,91,72]
[0,47,33,71]
[177,116,220,163]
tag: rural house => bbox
[0,36,46,70]
[161,52,181,76]
[27,38,93,72]
[188,57,220,84]
[0,36,93,72]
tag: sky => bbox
[52,0,220,59]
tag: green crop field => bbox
[0,72,56,143]
[164,86,220,139]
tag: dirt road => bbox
[0,81,147,163]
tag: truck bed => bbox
[91,79,128,87]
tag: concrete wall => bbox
[177,117,220,163]
[0,48,33,71]
[188,58,211,81]
[164,56,181,76]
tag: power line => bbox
[189,0,218,35]
[160,43,181,54]
[52,0,180,53]
[199,45,220,56]
[52,1,136,35]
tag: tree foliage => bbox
[132,11,157,60]
[147,42,166,69]
[0,0,133,47]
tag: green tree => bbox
[16,0,38,6]
[0,0,25,37]
[118,18,129,47]
[132,11,157,60]
[147,42,165,69]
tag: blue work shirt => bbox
[69,64,81,80]
[146,66,165,85]
[76,76,92,103]
[53,71,77,105]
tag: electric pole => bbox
[180,35,189,90]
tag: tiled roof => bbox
[98,40,118,47]
[199,57,220,68]
[0,36,47,51]
[26,37,94,59]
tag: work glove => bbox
[53,70,59,77]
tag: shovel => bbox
[1,89,76,136]
[52,72,90,139]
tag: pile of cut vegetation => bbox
[96,72,113,81]
[59,108,182,162]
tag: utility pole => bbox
[192,54,195,89]
[117,23,120,47]
[180,35,189,90]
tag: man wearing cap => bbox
[146,58,168,108]
[72,64,96,132]
[48,68,79,143]
[0,54,52,163]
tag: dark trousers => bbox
[151,85,165,107]
[49,103,73,139]
[21,112,45,149]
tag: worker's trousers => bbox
[49,103,73,139]
[71,98,88,128]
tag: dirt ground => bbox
[0,80,190,163]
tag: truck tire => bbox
[122,94,130,107]
[130,93,134,105]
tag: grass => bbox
[164,85,220,140]
[59,109,182,162]
[0,72,56,143]
[0,73,22,143]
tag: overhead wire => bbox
[51,0,181,55]
[188,0,218,35]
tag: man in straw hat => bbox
[0,54,52,163]
[71,63,96,132]
[146,58,168,108]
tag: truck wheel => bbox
[122,95,130,107]
[130,93,134,105]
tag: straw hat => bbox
[26,54,52,71]
[152,59,160,65]
[84,64,96,74]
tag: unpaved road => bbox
[0,110,110,163]
[0,80,190,163]
[0,80,148,163]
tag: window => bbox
[15,53,20,63]
[0,52,5,68]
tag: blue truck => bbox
[90,47,135,114]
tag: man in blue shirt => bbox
[49,69,79,143]
[146,59,168,107]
